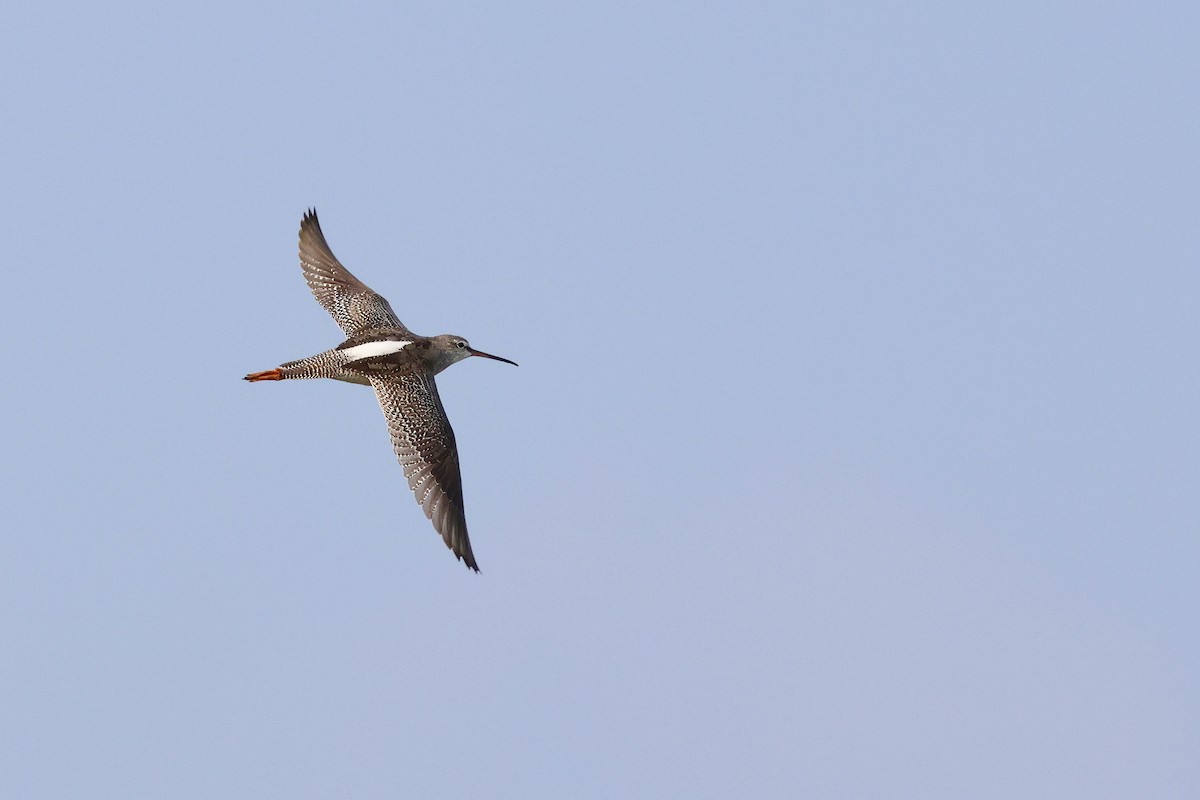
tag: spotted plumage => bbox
[245,209,516,571]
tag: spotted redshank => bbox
[245,209,516,571]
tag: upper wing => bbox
[369,371,478,571]
[298,209,411,336]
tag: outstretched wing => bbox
[369,372,477,571]
[298,209,411,336]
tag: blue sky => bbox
[2,3,1197,797]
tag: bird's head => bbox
[429,334,518,374]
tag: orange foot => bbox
[244,369,283,382]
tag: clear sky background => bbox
[2,3,1197,798]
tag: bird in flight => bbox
[245,209,516,571]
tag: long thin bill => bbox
[470,348,518,367]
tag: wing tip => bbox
[451,526,480,572]
[455,541,481,572]
[300,207,321,236]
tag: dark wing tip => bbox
[300,207,320,235]
[441,506,480,572]
[452,532,480,572]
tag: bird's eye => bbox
[456,340,467,349]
